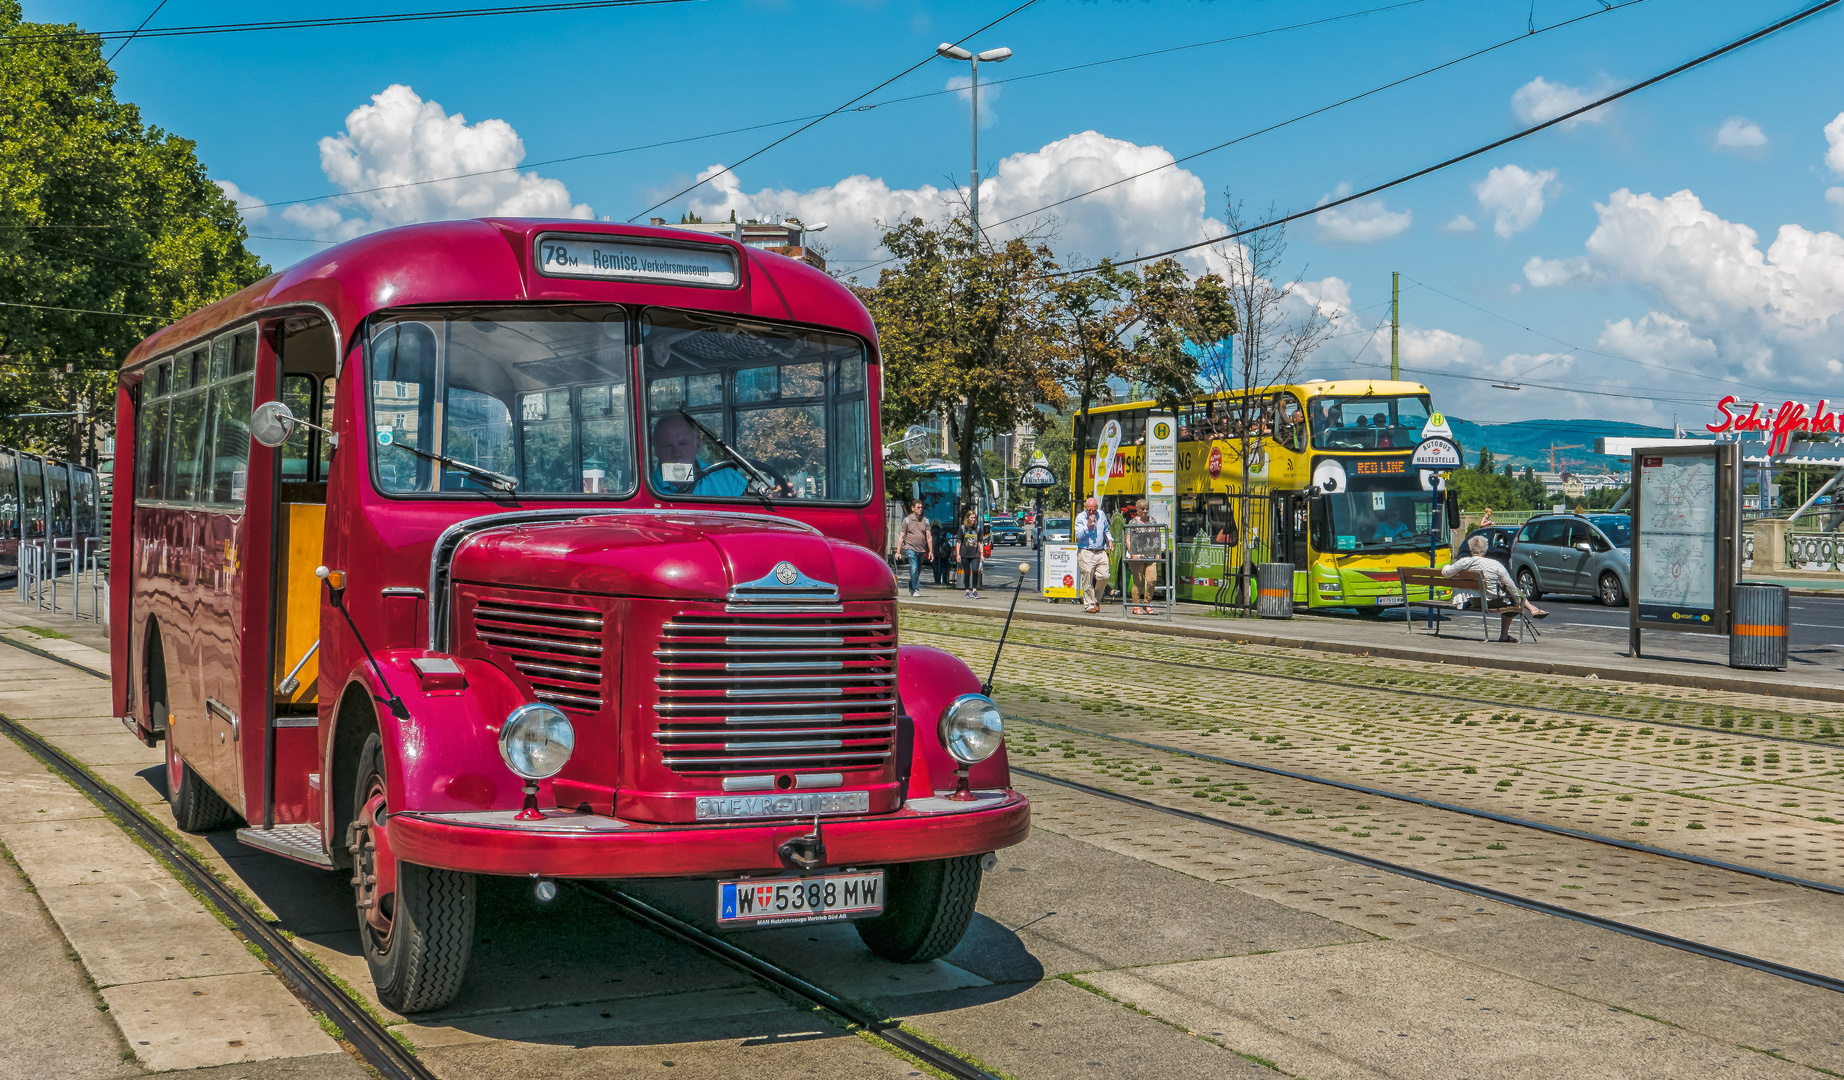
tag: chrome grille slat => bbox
[469,598,607,713]
[654,724,897,741]
[655,609,897,775]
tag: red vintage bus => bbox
[110,219,1028,1012]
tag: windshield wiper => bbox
[390,441,518,493]
[677,408,778,508]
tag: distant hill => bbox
[1445,417,1674,473]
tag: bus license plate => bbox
[1374,596,1404,606]
[716,871,884,928]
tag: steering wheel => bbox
[704,459,790,494]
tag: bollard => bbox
[1256,562,1295,619]
[1729,582,1790,670]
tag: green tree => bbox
[0,1,266,460]
[1051,256,1233,502]
[1477,445,1495,474]
[858,216,1065,508]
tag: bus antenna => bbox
[982,562,1033,695]
[317,566,410,721]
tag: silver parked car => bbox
[1035,516,1071,550]
[1508,512,1632,606]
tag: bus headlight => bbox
[499,703,575,780]
[939,694,1004,764]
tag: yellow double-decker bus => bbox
[1073,379,1459,612]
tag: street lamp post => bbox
[935,42,1012,235]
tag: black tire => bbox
[352,734,475,1013]
[162,702,237,833]
[855,856,982,963]
[1599,571,1627,607]
[1516,567,1542,601]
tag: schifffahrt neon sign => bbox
[1707,395,1840,456]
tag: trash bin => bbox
[1256,562,1295,619]
[1729,582,1789,670]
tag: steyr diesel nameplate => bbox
[694,791,870,820]
[534,234,739,288]
[717,870,885,927]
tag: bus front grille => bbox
[651,612,897,774]
[471,598,606,712]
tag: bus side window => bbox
[280,374,317,482]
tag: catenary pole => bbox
[1391,271,1400,381]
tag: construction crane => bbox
[1546,443,1586,473]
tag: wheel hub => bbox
[349,780,398,939]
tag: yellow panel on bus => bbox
[273,503,324,706]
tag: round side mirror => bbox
[249,400,299,448]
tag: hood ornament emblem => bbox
[774,561,799,585]
[729,561,841,608]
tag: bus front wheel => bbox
[350,734,475,1013]
[855,855,982,963]
[164,703,235,833]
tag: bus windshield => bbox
[368,306,637,497]
[641,309,871,503]
[1321,488,1440,554]
[1309,394,1432,451]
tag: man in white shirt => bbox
[1073,496,1113,613]
[1443,535,1548,641]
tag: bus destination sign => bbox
[534,234,740,288]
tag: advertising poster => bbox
[1091,419,1122,500]
[1146,413,1177,496]
[1041,543,1081,600]
[1634,450,1721,628]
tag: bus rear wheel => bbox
[350,734,474,1013]
[855,855,981,963]
[163,703,235,833]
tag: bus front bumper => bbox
[386,789,1030,878]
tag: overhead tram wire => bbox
[105,0,169,61]
[988,0,1650,236]
[627,0,1045,222]
[12,3,1454,229]
[213,1,1440,218]
[1058,0,1843,276]
[0,0,705,48]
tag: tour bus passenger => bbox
[650,413,747,497]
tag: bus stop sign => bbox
[1410,437,1462,470]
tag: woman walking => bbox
[957,508,984,599]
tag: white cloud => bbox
[1714,116,1766,151]
[1522,255,1604,287]
[687,130,1228,275]
[1443,214,1477,234]
[1473,164,1557,238]
[1825,112,1844,175]
[1312,184,1410,244]
[1583,187,1844,383]
[1598,311,1718,365]
[214,180,268,223]
[283,84,590,241]
[946,75,1000,127]
[1511,76,1610,128]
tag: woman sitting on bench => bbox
[1443,535,1549,642]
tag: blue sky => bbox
[32,0,1844,428]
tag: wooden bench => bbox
[1398,566,1525,641]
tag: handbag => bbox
[982,543,992,559]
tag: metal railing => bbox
[17,536,105,621]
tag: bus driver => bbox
[651,412,748,497]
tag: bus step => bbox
[236,824,335,868]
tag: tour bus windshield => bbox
[1320,487,1441,554]
[641,309,871,503]
[368,306,637,496]
[1309,394,1432,451]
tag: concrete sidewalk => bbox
[900,583,1844,703]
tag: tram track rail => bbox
[578,883,1000,1080]
[0,635,1002,1080]
[1015,766,1844,996]
[0,712,440,1080]
[912,625,1838,748]
[1015,714,1844,898]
